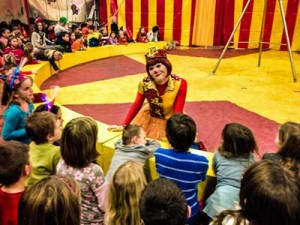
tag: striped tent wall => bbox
[98,0,300,50]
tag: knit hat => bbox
[35,17,44,23]
[59,17,68,23]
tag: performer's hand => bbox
[107,125,123,132]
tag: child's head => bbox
[122,124,146,146]
[152,25,159,33]
[44,49,63,61]
[219,122,257,158]
[26,111,62,144]
[8,36,19,48]
[276,121,300,147]
[87,18,93,26]
[140,178,188,225]
[2,54,17,75]
[0,28,10,38]
[100,26,108,35]
[239,160,300,225]
[0,141,30,186]
[60,32,70,42]
[166,113,196,152]
[120,26,127,32]
[12,25,21,35]
[88,25,95,33]
[110,31,116,38]
[139,26,145,34]
[18,175,80,225]
[70,32,76,41]
[277,131,300,162]
[35,103,61,117]
[106,161,147,225]
[2,72,33,106]
[34,21,44,32]
[24,42,34,59]
[61,116,99,168]
[35,104,63,126]
[118,30,124,37]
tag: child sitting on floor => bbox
[25,111,62,186]
[57,117,108,225]
[0,141,30,225]
[154,113,209,225]
[203,122,257,224]
[105,124,160,182]
[105,161,147,225]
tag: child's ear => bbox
[24,164,31,177]
[46,134,53,142]
[12,91,19,98]
[132,136,138,144]
[186,206,191,219]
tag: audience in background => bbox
[109,31,118,45]
[147,25,160,42]
[110,16,119,36]
[136,26,148,43]
[54,16,69,36]
[118,30,128,45]
[56,32,74,52]
[4,36,25,65]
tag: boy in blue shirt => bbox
[154,113,209,225]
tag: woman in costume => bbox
[110,47,187,141]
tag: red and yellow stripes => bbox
[99,0,300,49]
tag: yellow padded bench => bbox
[102,136,216,200]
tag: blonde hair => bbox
[19,175,80,225]
[105,161,147,225]
[61,116,99,168]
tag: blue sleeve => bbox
[2,105,27,141]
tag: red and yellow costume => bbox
[123,74,187,141]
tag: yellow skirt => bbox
[131,104,167,142]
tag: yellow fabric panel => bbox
[180,0,192,46]
[269,0,287,49]
[164,0,174,42]
[248,0,264,49]
[132,0,141,38]
[233,0,244,48]
[148,0,157,31]
[292,3,300,50]
[192,0,216,46]
[117,0,126,28]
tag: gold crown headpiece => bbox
[145,46,167,61]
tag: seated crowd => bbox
[0,16,163,76]
[0,16,300,225]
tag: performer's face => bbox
[148,63,169,85]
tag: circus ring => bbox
[23,43,299,200]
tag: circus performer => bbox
[109,47,187,141]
